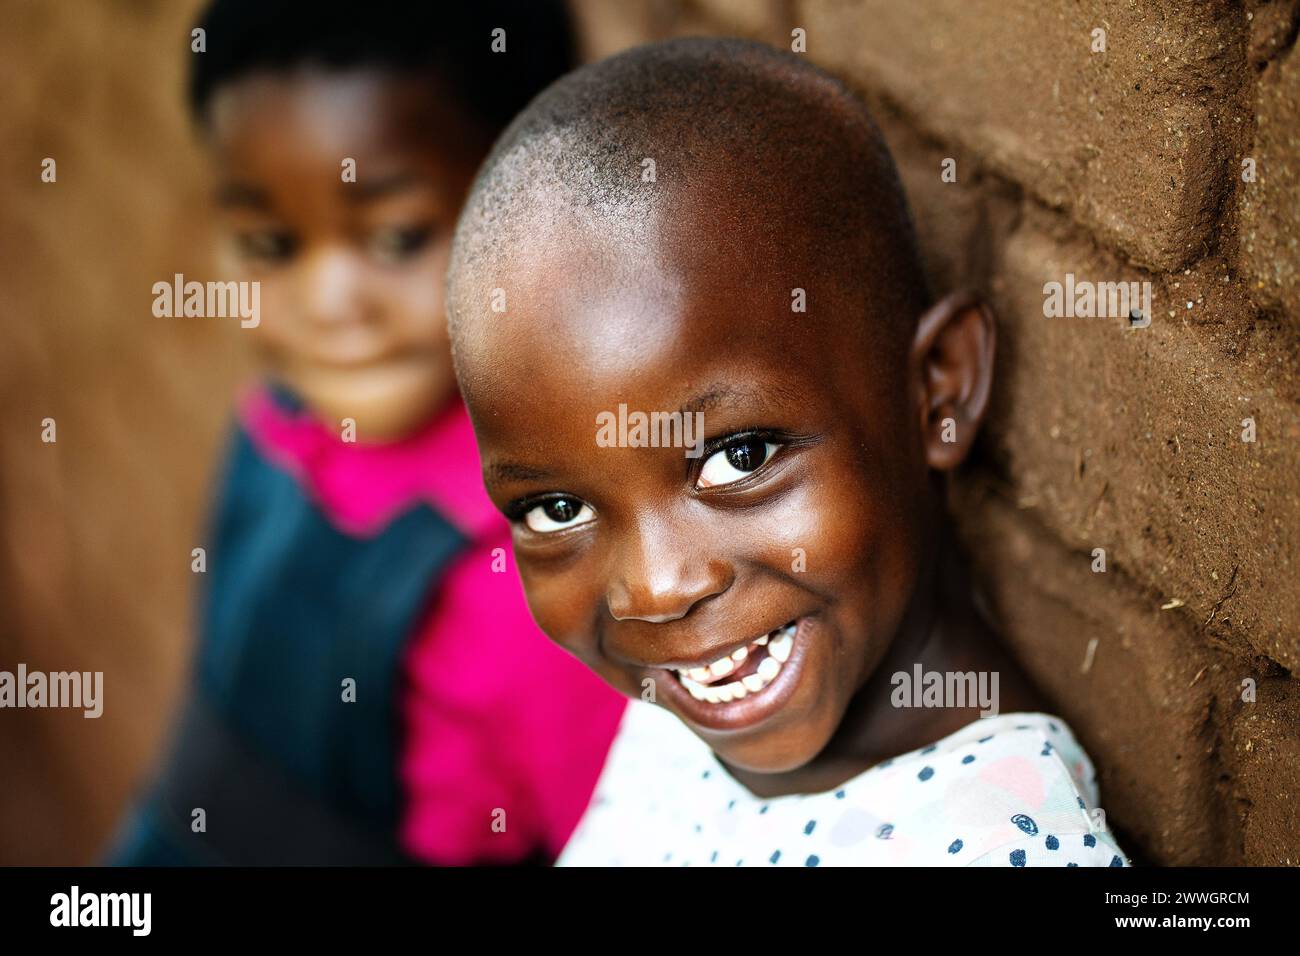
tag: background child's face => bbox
[457,203,938,776]
[207,70,486,438]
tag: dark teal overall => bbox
[108,395,466,865]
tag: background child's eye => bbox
[367,225,434,264]
[234,230,296,263]
[523,497,595,533]
[697,438,779,489]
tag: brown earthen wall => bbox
[0,0,241,864]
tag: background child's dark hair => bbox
[188,0,575,132]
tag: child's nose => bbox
[605,516,732,623]
[296,246,365,327]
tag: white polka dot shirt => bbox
[558,701,1132,867]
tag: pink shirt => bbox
[240,387,625,864]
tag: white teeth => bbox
[681,676,708,700]
[675,621,799,705]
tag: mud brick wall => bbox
[569,0,1300,865]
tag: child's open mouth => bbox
[673,622,795,704]
[659,616,813,733]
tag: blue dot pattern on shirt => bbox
[555,706,1133,868]
[1012,813,1039,836]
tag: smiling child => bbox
[445,38,1132,867]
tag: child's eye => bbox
[522,497,595,533]
[234,230,296,263]
[696,437,780,489]
[368,225,434,265]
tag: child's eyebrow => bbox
[346,172,429,203]
[678,383,774,415]
[214,181,270,210]
[681,378,809,415]
[680,386,745,415]
[483,460,553,490]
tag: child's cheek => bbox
[741,474,877,591]
[517,562,592,652]
[518,558,645,695]
[241,280,296,359]
[383,249,450,343]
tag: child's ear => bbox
[910,291,996,471]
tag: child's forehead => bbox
[484,185,866,333]
[209,68,483,160]
[477,143,905,319]
[458,212,879,410]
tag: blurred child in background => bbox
[109,0,624,865]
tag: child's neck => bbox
[721,523,1048,799]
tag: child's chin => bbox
[711,740,820,778]
[299,375,455,441]
[705,717,837,777]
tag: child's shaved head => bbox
[449,37,929,358]
[445,37,1010,785]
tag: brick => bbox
[1222,677,1300,864]
[979,218,1300,669]
[873,109,1028,296]
[1239,40,1300,318]
[568,0,755,62]
[1246,0,1300,68]
[568,0,674,62]
[797,0,1247,271]
[688,0,789,42]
